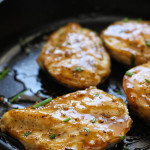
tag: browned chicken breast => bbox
[101,20,150,66]
[37,23,111,89]
[123,62,150,122]
[1,87,132,150]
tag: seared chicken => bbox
[123,62,150,122]
[101,20,150,66]
[37,23,111,89]
[1,87,132,150]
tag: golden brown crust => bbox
[37,23,111,89]
[123,62,150,122]
[101,20,150,66]
[1,87,132,150]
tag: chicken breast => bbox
[101,20,150,66]
[37,23,111,89]
[123,62,150,122]
[1,87,132,150]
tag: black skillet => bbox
[0,0,150,150]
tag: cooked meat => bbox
[1,87,132,150]
[123,62,150,122]
[101,20,150,66]
[37,23,111,89]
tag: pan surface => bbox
[0,14,150,150]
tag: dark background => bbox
[0,0,150,51]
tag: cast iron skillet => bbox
[0,1,150,150]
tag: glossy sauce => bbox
[1,87,132,150]
[37,23,111,89]
[101,21,150,65]
[123,62,150,122]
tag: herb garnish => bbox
[92,118,96,123]
[24,131,31,137]
[146,40,150,47]
[95,94,99,96]
[145,79,150,83]
[123,18,129,22]
[120,136,125,140]
[125,71,133,77]
[136,18,142,22]
[10,90,27,103]
[100,41,104,45]
[84,128,90,133]
[33,97,53,109]
[117,91,122,95]
[0,68,10,80]
[67,42,71,45]
[75,66,82,72]
[50,133,56,139]
[63,117,71,122]
[131,53,135,66]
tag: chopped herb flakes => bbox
[136,18,142,22]
[120,136,125,140]
[24,131,31,137]
[123,18,129,22]
[75,66,82,72]
[10,90,27,103]
[146,40,150,47]
[50,133,56,139]
[95,94,99,96]
[67,42,71,45]
[57,43,60,46]
[63,117,71,122]
[92,118,96,123]
[100,41,104,45]
[131,53,135,66]
[33,97,53,109]
[84,128,90,133]
[145,79,150,83]
[117,91,122,95]
[0,68,10,80]
[125,71,133,77]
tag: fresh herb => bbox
[145,79,150,83]
[117,91,122,95]
[10,90,27,103]
[75,66,82,72]
[136,18,142,22]
[94,31,99,35]
[125,71,133,77]
[33,97,53,109]
[146,40,150,47]
[131,53,135,66]
[92,118,96,123]
[67,42,71,45]
[100,41,104,45]
[95,94,99,96]
[123,18,129,22]
[57,43,60,46]
[84,128,90,133]
[50,133,56,139]
[24,131,31,137]
[120,136,125,140]
[0,68,10,80]
[63,117,71,122]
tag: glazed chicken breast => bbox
[101,20,150,66]
[123,62,150,122]
[1,87,132,150]
[37,23,111,89]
